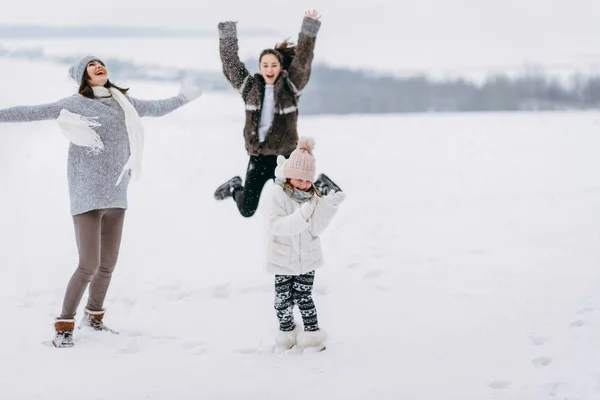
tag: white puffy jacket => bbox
[264,185,339,275]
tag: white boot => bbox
[297,329,327,351]
[274,324,301,349]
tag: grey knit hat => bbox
[68,55,103,84]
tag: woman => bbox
[214,10,341,218]
[0,56,202,347]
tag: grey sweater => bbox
[0,93,189,215]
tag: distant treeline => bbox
[299,65,600,114]
[1,46,599,115]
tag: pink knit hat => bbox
[284,137,316,182]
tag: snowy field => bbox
[0,59,600,399]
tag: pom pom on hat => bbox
[296,137,315,155]
[284,136,316,182]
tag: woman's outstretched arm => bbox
[287,10,321,92]
[218,21,254,97]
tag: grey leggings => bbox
[60,208,126,319]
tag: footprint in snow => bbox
[213,284,232,298]
[182,342,209,355]
[528,334,551,346]
[489,380,511,390]
[346,262,361,269]
[532,357,553,368]
[576,306,596,315]
[363,269,384,279]
[570,320,586,328]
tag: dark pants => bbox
[60,208,125,319]
[233,155,279,218]
[274,271,319,332]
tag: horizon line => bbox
[0,24,278,38]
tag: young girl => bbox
[214,10,341,218]
[0,56,202,347]
[265,137,345,351]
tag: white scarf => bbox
[57,85,145,186]
[56,109,104,154]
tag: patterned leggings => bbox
[274,271,319,332]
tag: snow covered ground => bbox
[0,59,600,399]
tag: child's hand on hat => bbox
[326,190,345,207]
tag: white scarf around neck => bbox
[57,85,145,186]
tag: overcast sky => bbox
[3,0,598,40]
[2,0,600,75]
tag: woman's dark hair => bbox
[259,39,296,71]
[78,61,129,99]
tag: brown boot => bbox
[80,308,118,334]
[52,319,75,348]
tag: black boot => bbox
[214,176,242,200]
[314,173,342,196]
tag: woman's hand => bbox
[305,10,321,20]
[179,79,203,101]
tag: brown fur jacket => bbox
[218,17,320,156]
